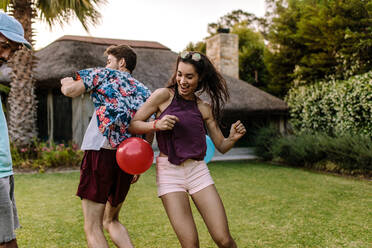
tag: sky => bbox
[33,0,266,52]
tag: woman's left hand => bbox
[229,120,246,141]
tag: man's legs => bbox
[0,176,19,248]
[103,201,134,248]
[81,199,109,248]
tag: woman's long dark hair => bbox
[166,51,229,124]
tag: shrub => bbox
[286,71,372,137]
[324,133,372,171]
[253,126,281,160]
[272,132,372,175]
[11,140,83,172]
[272,133,327,166]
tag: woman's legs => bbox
[191,185,237,248]
[161,192,199,248]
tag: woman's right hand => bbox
[156,115,179,130]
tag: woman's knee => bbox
[179,238,199,248]
[214,234,236,248]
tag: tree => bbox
[264,0,309,96]
[232,23,270,90]
[184,10,272,92]
[210,11,271,91]
[207,9,268,39]
[265,0,372,96]
[0,0,106,147]
[184,41,206,54]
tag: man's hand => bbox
[131,174,141,184]
[60,77,85,97]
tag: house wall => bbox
[72,93,94,148]
[221,111,288,146]
[36,89,72,143]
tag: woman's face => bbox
[176,62,199,100]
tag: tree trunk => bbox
[7,0,38,147]
[8,47,38,146]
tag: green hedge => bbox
[254,127,371,176]
[285,71,372,136]
[272,132,371,175]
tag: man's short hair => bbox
[104,45,137,73]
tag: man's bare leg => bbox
[103,201,134,248]
[82,199,109,248]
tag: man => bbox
[61,45,152,248]
[0,12,31,248]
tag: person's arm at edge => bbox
[61,77,86,98]
[200,101,246,154]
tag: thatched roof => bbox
[34,35,174,88]
[57,35,169,50]
[2,35,288,114]
[222,75,287,113]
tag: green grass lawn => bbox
[14,161,371,248]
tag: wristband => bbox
[153,119,159,131]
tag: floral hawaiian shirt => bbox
[75,68,151,148]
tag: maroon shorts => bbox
[76,149,134,207]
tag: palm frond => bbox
[36,0,107,31]
[0,0,11,12]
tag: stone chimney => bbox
[206,30,239,79]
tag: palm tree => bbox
[0,0,106,147]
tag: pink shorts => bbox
[156,157,214,197]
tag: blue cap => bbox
[0,12,31,49]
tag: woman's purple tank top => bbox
[156,94,207,165]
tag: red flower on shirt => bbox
[96,106,106,121]
[99,117,110,132]
[93,75,99,87]
[120,88,128,96]
[120,124,127,134]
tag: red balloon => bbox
[116,137,154,175]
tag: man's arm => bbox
[61,77,86,97]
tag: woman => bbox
[129,51,246,248]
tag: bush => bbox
[253,126,281,160]
[286,71,372,136]
[272,133,327,166]
[324,134,372,171]
[11,140,83,172]
[272,132,372,175]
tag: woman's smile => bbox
[176,62,199,99]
